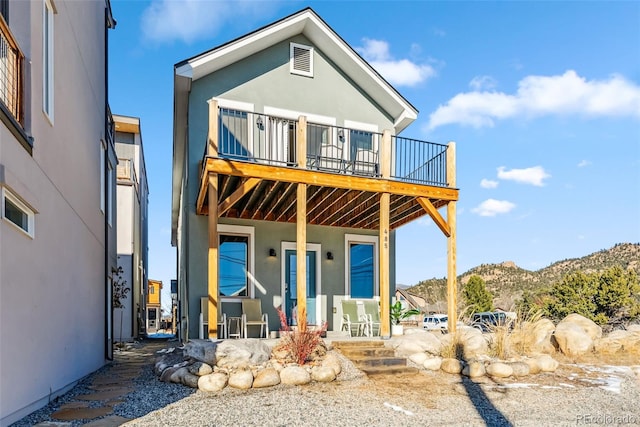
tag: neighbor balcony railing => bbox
[206,105,449,187]
[0,14,24,126]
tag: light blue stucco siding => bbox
[184,35,399,338]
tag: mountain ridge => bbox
[406,242,640,309]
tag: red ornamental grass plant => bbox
[277,307,327,365]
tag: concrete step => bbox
[331,340,385,348]
[359,365,420,376]
[337,347,395,358]
[351,356,408,368]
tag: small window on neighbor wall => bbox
[290,43,313,77]
[2,188,35,237]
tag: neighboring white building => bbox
[0,1,116,425]
[114,115,149,341]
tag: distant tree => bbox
[542,266,640,324]
[463,275,493,314]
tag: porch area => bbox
[198,100,459,339]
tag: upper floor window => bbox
[2,187,35,238]
[290,43,313,77]
[43,0,54,122]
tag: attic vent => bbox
[290,43,313,77]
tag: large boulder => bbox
[594,330,640,354]
[536,354,559,372]
[408,352,428,365]
[423,357,443,371]
[457,327,489,359]
[188,361,213,376]
[509,362,530,377]
[321,353,342,376]
[486,362,513,378]
[215,339,271,369]
[228,370,254,389]
[509,319,556,355]
[198,372,228,392]
[441,358,463,374]
[183,340,218,366]
[311,366,336,382]
[393,333,442,357]
[253,368,281,388]
[554,314,601,356]
[462,360,486,378]
[280,366,311,385]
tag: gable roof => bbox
[172,8,419,244]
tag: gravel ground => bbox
[13,341,640,427]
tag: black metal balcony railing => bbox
[0,15,24,126]
[208,107,449,187]
[106,104,115,146]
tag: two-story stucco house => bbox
[114,114,149,341]
[0,1,116,424]
[171,8,459,341]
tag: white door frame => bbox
[280,242,322,324]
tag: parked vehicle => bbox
[423,314,448,331]
[470,311,510,332]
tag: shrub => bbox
[277,308,327,365]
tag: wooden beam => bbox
[380,130,391,178]
[201,158,459,205]
[218,178,260,215]
[379,192,391,338]
[297,116,307,168]
[296,183,307,331]
[417,197,451,237]
[446,142,457,334]
[207,174,219,338]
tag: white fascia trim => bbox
[344,120,378,133]
[218,223,256,298]
[212,98,254,112]
[264,106,336,125]
[344,233,379,298]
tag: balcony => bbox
[197,103,458,231]
[207,107,449,187]
[0,14,24,127]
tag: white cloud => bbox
[497,166,551,187]
[357,38,436,87]
[480,178,499,189]
[471,199,516,217]
[578,160,592,167]
[469,75,497,91]
[141,0,277,44]
[428,70,640,129]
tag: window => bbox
[100,141,105,213]
[2,188,34,237]
[307,123,331,157]
[290,43,313,77]
[0,0,8,23]
[107,161,113,226]
[149,285,155,295]
[43,0,54,121]
[218,224,255,299]
[219,108,249,159]
[345,234,378,298]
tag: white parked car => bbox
[423,314,448,331]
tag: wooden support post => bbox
[207,99,219,157]
[379,192,391,337]
[296,183,307,331]
[297,116,307,168]
[446,142,457,334]
[380,130,391,178]
[207,174,219,338]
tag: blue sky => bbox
[107,1,640,311]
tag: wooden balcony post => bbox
[207,99,219,157]
[207,174,219,338]
[379,192,391,337]
[446,142,457,333]
[296,183,307,330]
[296,115,307,168]
[380,130,392,178]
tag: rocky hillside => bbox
[407,243,640,310]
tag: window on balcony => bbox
[2,187,35,238]
[219,108,250,160]
[43,0,54,122]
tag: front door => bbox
[283,243,320,326]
